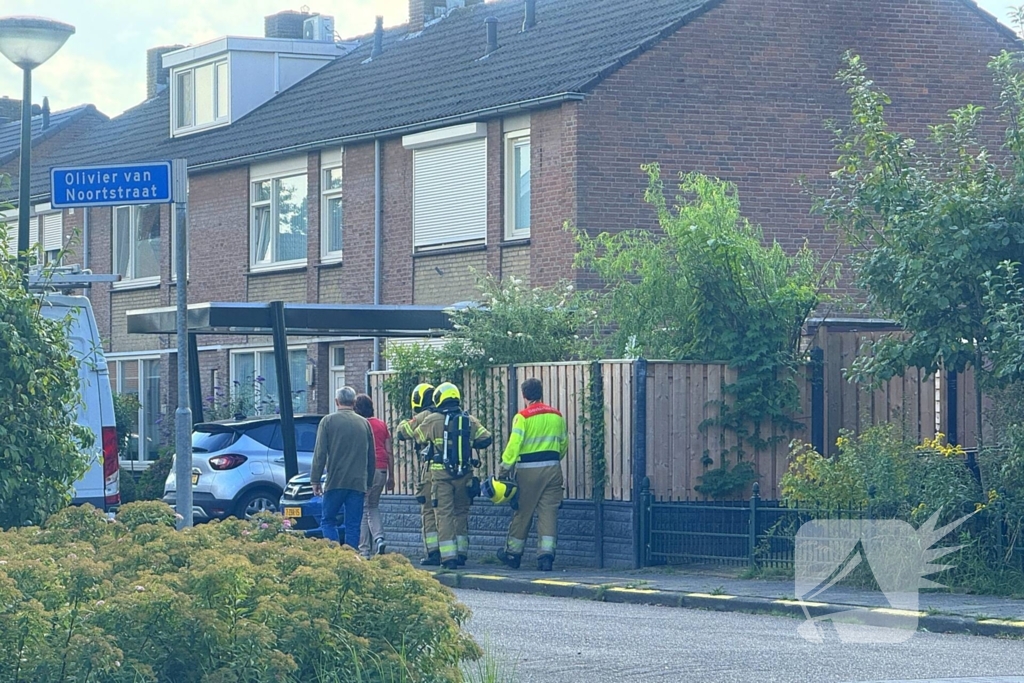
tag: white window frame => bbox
[112,204,161,289]
[504,129,531,240]
[171,56,230,137]
[329,344,346,414]
[109,355,162,466]
[249,157,309,272]
[230,346,308,416]
[321,149,343,263]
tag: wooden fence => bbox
[367,326,979,505]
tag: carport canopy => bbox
[126,301,458,481]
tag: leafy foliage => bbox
[574,166,826,471]
[0,223,93,529]
[821,52,1024,392]
[112,393,140,462]
[0,502,481,682]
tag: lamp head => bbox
[0,16,75,70]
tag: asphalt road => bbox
[456,589,1024,683]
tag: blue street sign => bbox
[51,161,173,208]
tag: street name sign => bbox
[51,161,173,208]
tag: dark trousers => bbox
[321,488,364,549]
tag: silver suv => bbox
[162,415,324,521]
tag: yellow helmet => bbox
[482,477,518,505]
[432,382,461,406]
[411,383,435,412]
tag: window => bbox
[113,205,161,284]
[40,210,64,264]
[251,166,308,269]
[109,358,162,465]
[404,123,488,250]
[329,344,346,414]
[505,131,531,239]
[172,58,229,135]
[321,166,343,261]
[231,348,308,416]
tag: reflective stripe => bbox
[506,537,526,553]
[424,532,439,549]
[511,427,525,437]
[457,535,469,552]
[515,460,562,469]
[439,541,458,559]
[539,536,556,552]
[521,435,563,448]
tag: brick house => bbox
[2,0,1017,466]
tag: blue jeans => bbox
[320,488,365,549]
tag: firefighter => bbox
[415,382,492,570]
[395,383,441,566]
[496,378,568,572]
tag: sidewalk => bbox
[426,561,1024,639]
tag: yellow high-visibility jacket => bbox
[502,402,568,468]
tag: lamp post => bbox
[0,16,75,282]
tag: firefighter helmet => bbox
[410,383,435,412]
[432,382,461,407]
[482,477,518,505]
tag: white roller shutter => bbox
[413,137,487,249]
[42,212,64,252]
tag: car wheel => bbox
[235,488,281,520]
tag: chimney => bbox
[409,0,447,30]
[147,45,184,100]
[485,17,499,55]
[371,16,384,58]
[523,0,536,30]
[41,97,50,130]
[265,9,309,39]
[0,96,20,124]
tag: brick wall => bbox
[575,0,1018,296]
[110,288,163,352]
[530,104,579,288]
[247,271,307,302]
[378,497,637,568]
[413,249,487,304]
[500,245,530,284]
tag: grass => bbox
[709,585,727,596]
[463,650,519,683]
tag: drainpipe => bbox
[373,138,383,370]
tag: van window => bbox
[192,429,236,453]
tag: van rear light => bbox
[102,426,120,508]
[209,454,248,470]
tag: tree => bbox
[820,51,1024,452]
[0,221,92,527]
[574,166,827,462]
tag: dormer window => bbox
[173,58,229,134]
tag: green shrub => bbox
[136,449,174,502]
[0,222,94,528]
[0,502,481,682]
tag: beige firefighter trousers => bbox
[432,468,471,561]
[505,463,564,559]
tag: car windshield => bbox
[191,428,235,453]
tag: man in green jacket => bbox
[496,378,568,571]
[311,386,376,548]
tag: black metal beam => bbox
[271,301,299,483]
[187,333,204,425]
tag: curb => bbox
[431,572,1024,640]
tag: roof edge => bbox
[957,0,1022,45]
[0,104,107,167]
[188,91,585,173]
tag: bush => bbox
[0,222,93,528]
[0,502,481,682]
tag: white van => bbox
[38,294,120,509]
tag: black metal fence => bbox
[639,481,867,568]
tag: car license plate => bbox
[191,473,199,485]
[284,507,302,519]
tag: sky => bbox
[0,0,1020,118]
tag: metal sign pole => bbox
[172,158,193,529]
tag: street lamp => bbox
[0,16,75,280]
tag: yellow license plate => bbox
[191,473,199,485]
[283,507,303,519]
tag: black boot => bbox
[456,554,468,567]
[419,550,441,567]
[537,555,554,572]
[496,549,521,569]
[441,559,459,570]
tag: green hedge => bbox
[0,502,481,682]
